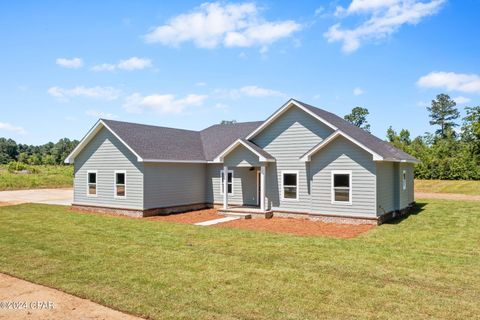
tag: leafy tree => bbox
[427,94,460,138]
[344,107,370,132]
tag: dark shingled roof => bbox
[200,122,263,160]
[102,119,263,161]
[100,99,417,163]
[239,138,275,160]
[293,100,418,162]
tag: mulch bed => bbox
[146,208,224,224]
[217,217,375,238]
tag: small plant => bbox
[6,161,39,173]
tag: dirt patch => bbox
[217,216,375,238]
[0,273,142,320]
[416,192,480,201]
[0,201,21,207]
[146,208,224,224]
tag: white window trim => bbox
[220,169,234,196]
[281,170,299,201]
[402,170,407,191]
[331,170,352,205]
[86,170,98,197]
[114,170,127,199]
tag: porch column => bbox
[223,165,228,209]
[260,164,266,212]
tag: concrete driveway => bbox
[0,188,73,206]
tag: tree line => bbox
[0,138,79,165]
[344,93,480,180]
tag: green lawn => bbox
[0,165,73,191]
[0,201,479,320]
[415,179,480,196]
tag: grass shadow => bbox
[385,202,427,225]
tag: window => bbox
[87,171,97,196]
[282,171,298,200]
[331,171,352,204]
[402,170,407,191]
[115,171,126,198]
[220,170,233,195]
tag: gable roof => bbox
[213,138,275,163]
[246,99,418,163]
[65,99,418,164]
[294,100,419,163]
[65,119,263,163]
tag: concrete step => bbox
[218,211,252,219]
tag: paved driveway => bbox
[0,188,73,206]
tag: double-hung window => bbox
[331,171,352,204]
[220,170,233,195]
[87,171,97,196]
[115,171,126,198]
[282,171,298,200]
[402,170,407,191]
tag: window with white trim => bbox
[282,171,298,200]
[402,170,406,191]
[115,171,126,198]
[87,171,97,196]
[331,171,352,204]
[220,170,233,195]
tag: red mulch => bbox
[146,208,224,224]
[217,217,375,238]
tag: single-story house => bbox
[65,99,419,224]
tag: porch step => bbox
[218,211,252,219]
[195,216,240,226]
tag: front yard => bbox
[0,200,479,319]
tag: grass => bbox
[0,165,73,191]
[415,179,480,196]
[0,201,479,320]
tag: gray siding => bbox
[206,164,258,206]
[143,163,206,209]
[73,127,144,210]
[376,162,395,215]
[252,106,334,211]
[224,144,261,167]
[310,136,376,216]
[399,163,414,208]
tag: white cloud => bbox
[91,57,152,72]
[144,2,301,50]
[453,96,471,105]
[85,109,118,119]
[417,71,480,94]
[215,85,286,99]
[195,82,207,87]
[325,0,445,53]
[0,122,27,135]
[117,57,152,70]
[47,86,121,101]
[123,93,208,114]
[353,87,364,96]
[56,57,83,68]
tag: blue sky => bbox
[1,0,479,144]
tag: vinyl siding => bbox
[206,164,258,206]
[399,163,414,208]
[252,106,334,211]
[73,127,144,209]
[143,163,206,209]
[310,136,376,216]
[376,162,395,215]
[224,144,261,167]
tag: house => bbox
[65,99,418,224]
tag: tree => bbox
[344,107,370,132]
[427,94,460,138]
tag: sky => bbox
[1,0,479,145]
